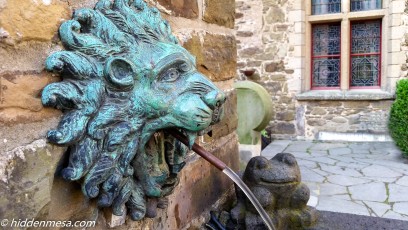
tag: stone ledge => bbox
[296,90,395,101]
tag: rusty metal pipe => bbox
[167,129,227,171]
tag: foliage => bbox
[389,79,408,157]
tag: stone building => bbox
[236,0,408,141]
[0,0,237,229]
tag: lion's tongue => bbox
[185,131,198,149]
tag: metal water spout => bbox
[168,129,276,230]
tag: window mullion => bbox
[341,18,350,90]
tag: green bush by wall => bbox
[389,79,408,157]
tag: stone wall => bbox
[0,0,238,229]
[236,0,408,140]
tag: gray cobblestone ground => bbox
[262,140,408,221]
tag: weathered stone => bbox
[0,0,70,44]
[265,7,285,24]
[307,119,326,126]
[159,134,239,229]
[0,72,58,111]
[203,0,235,28]
[0,141,66,220]
[183,33,236,82]
[263,0,280,9]
[271,122,295,134]
[311,107,327,115]
[237,31,254,37]
[279,96,292,104]
[332,117,348,123]
[265,61,285,72]
[285,69,294,74]
[246,60,263,67]
[231,154,318,229]
[204,91,238,142]
[0,116,61,153]
[240,46,262,57]
[157,0,198,19]
[274,24,289,32]
[343,101,370,108]
[235,12,244,19]
[270,74,286,81]
[276,111,295,121]
[0,42,62,72]
[0,72,61,127]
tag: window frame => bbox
[305,0,386,92]
[311,22,342,90]
[349,19,382,89]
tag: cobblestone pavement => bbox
[261,140,408,221]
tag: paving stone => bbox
[348,143,372,151]
[361,165,402,178]
[320,183,348,196]
[308,195,318,207]
[393,202,408,216]
[389,184,408,202]
[382,210,408,221]
[261,140,291,157]
[311,168,331,177]
[365,176,399,183]
[311,157,338,165]
[329,147,353,155]
[327,175,371,186]
[335,160,371,170]
[310,142,348,151]
[284,141,313,152]
[320,164,363,177]
[309,150,329,157]
[304,182,320,195]
[317,196,370,216]
[290,151,313,159]
[349,182,387,202]
[363,201,391,217]
[261,140,408,221]
[296,158,318,169]
[396,176,408,186]
[300,167,326,183]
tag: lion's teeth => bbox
[185,131,197,149]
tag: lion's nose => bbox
[203,90,226,109]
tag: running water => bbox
[168,129,277,230]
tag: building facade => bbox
[236,0,408,140]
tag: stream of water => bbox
[223,167,276,230]
[168,129,277,230]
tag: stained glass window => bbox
[312,0,341,15]
[350,20,381,87]
[312,24,341,88]
[351,0,381,12]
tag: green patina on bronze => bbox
[41,0,225,221]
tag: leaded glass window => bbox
[312,0,341,15]
[350,20,381,87]
[351,0,381,12]
[312,24,341,88]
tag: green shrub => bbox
[389,79,408,157]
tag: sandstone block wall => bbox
[0,0,238,229]
[236,0,408,139]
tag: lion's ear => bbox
[104,57,137,90]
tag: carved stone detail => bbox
[42,0,225,221]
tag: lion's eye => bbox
[161,68,180,82]
[179,63,190,72]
